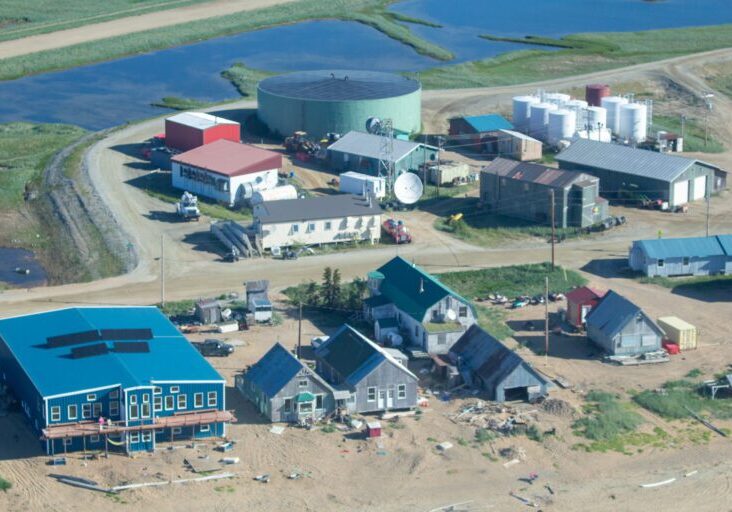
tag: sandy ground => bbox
[0,0,292,61]
[2,50,732,511]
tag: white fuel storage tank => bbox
[601,96,629,134]
[618,103,648,143]
[547,109,577,145]
[512,95,540,132]
[528,102,557,141]
[543,92,571,106]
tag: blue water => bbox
[1,1,731,129]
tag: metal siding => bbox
[202,123,240,146]
[165,119,204,152]
[0,335,45,435]
[352,360,417,414]
[269,372,334,423]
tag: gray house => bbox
[315,324,418,414]
[585,291,664,356]
[480,158,608,228]
[556,139,726,207]
[448,325,551,402]
[236,343,335,423]
[195,299,222,325]
[328,131,438,176]
[629,234,732,277]
[364,256,477,354]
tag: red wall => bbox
[203,124,240,146]
[165,121,240,152]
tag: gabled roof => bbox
[253,193,382,224]
[482,158,596,189]
[585,290,660,339]
[498,129,541,143]
[634,234,732,259]
[328,131,435,163]
[450,325,549,390]
[374,256,475,322]
[244,343,332,397]
[565,286,605,305]
[315,324,417,385]
[172,139,281,177]
[0,307,223,398]
[461,114,514,133]
[166,112,239,130]
[556,139,707,183]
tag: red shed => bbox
[165,112,240,152]
[366,421,382,438]
[565,286,606,327]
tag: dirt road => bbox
[0,0,292,61]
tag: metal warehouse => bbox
[171,139,281,206]
[556,139,726,207]
[0,307,233,455]
[257,70,422,138]
[480,158,608,228]
[164,112,240,152]
[629,234,732,277]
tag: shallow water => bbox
[0,247,48,287]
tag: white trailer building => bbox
[339,171,386,199]
[252,194,382,250]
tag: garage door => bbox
[673,180,689,206]
[693,175,707,200]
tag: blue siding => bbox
[0,334,45,437]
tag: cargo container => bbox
[428,162,471,186]
[339,171,386,199]
[657,316,697,350]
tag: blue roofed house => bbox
[585,291,664,357]
[314,324,418,414]
[447,114,539,158]
[0,307,233,455]
[364,257,477,354]
[629,234,732,277]
[236,343,335,423]
[448,325,551,402]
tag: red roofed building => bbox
[565,286,606,328]
[165,112,240,151]
[171,140,282,205]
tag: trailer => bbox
[339,171,386,199]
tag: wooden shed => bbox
[565,286,606,328]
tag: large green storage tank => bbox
[257,70,421,139]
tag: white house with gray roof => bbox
[252,193,382,249]
[556,139,726,207]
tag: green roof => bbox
[367,271,385,279]
[295,391,315,403]
[375,257,474,322]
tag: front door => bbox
[387,388,394,408]
[377,390,386,409]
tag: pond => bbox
[0,247,48,288]
[0,1,731,130]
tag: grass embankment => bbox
[653,115,724,153]
[151,96,216,111]
[221,63,275,98]
[420,24,732,89]
[634,378,732,421]
[131,171,251,221]
[0,0,452,82]
[639,273,732,290]
[0,0,205,43]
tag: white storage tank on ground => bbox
[574,128,612,143]
[512,95,540,132]
[529,103,557,141]
[619,103,648,143]
[544,92,571,106]
[339,171,387,198]
[547,109,577,145]
[250,185,298,205]
[601,96,628,134]
[584,106,608,131]
[564,100,588,129]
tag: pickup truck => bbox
[194,339,234,357]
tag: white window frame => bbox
[200,424,211,433]
[298,379,308,388]
[397,384,406,400]
[86,394,96,401]
[307,222,316,232]
[109,389,119,400]
[129,404,139,420]
[324,221,332,231]
[315,394,324,410]
[170,386,180,394]
[50,406,61,422]
[110,401,119,417]
[141,402,151,418]
[153,387,162,395]
[142,432,152,442]
[658,259,665,267]
[129,432,140,443]
[90,435,100,443]
[165,395,175,411]
[194,393,204,408]
[172,427,182,435]
[178,394,187,410]
[93,403,102,418]
[207,391,217,407]
[81,403,92,419]
[63,438,72,447]
[142,393,150,403]
[367,387,377,402]
[154,396,163,412]
[129,395,137,405]
[291,224,299,233]
[68,404,78,421]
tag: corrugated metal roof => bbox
[253,193,382,224]
[498,129,541,143]
[166,112,238,130]
[172,140,281,177]
[585,290,645,340]
[482,158,596,189]
[634,235,732,259]
[244,343,331,397]
[376,257,475,322]
[328,131,430,163]
[258,70,420,101]
[565,286,605,305]
[0,307,223,397]
[556,139,697,183]
[657,316,695,331]
[462,114,514,133]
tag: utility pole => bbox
[544,276,549,367]
[160,235,165,307]
[550,189,556,270]
[680,114,686,140]
[703,93,714,147]
[297,301,303,360]
[706,176,711,237]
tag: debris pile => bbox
[449,400,539,436]
[541,398,576,418]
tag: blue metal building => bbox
[629,234,732,277]
[0,307,233,455]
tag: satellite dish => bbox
[446,309,457,322]
[393,173,423,205]
[366,117,382,134]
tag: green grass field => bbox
[0,0,205,42]
[151,96,216,111]
[653,115,724,153]
[221,63,275,98]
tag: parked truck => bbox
[382,218,412,244]
[176,191,201,221]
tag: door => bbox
[580,305,592,324]
[673,180,689,206]
[377,390,386,409]
[693,175,707,200]
[387,389,394,408]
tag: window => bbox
[307,223,316,232]
[154,396,163,412]
[324,221,332,231]
[142,432,152,442]
[93,403,102,418]
[194,393,204,408]
[129,404,139,419]
[142,394,150,403]
[683,257,690,265]
[299,402,313,413]
[200,424,211,433]
[165,396,174,411]
[110,390,119,400]
[207,391,217,407]
[50,406,61,422]
[129,433,140,443]
[129,395,137,405]
[397,384,406,400]
[110,402,119,417]
[141,403,151,418]
[172,427,182,435]
[178,394,187,410]
[523,182,530,192]
[658,259,665,267]
[459,306,467,318]
[170,386,180,394]
[291,224,299,233]
[284,398,292,413]
[82,404,92,419]
[154,387,162,395]
[367,387,377,402]
[414,325,419,337]
[86,394,96,401]
[316,395,324,410]
[63,438,72,447]
[298,379,308,388]
[90,435,100,443]
[68,404,78,420]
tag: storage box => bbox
[658,316,697,350]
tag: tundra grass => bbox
[653,115,724,153]
[0,0,451,82]
[0,476,11,492]
[638,273,732,291]
[221,63,275,98]
[571,390,646,453]
[634,379,732,420]
[150,96,217,111]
